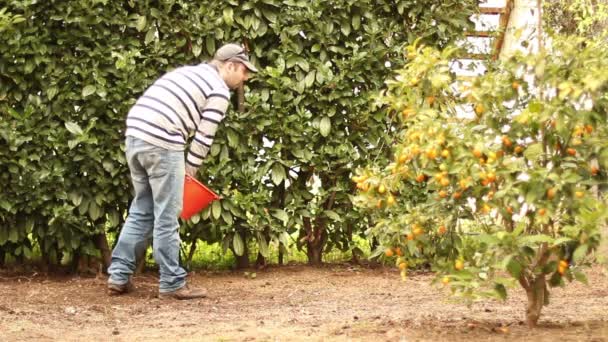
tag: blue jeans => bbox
[108,136,187,293]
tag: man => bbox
[107,43,257,300]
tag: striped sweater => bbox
[125,63,230,173]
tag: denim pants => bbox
[108,136,187,293]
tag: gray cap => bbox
[213,43,258,73]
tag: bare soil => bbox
[1,264,608,341]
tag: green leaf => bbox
[573,270,588,284]
[518,234,553,246]
[233,233,244,256]
[145,28,156,45]
[271,209,289,224]
[206,36,216,55]
[223,8,234,25]
[136,15,147,32]
[82,85,96,98]
[320,117,331,137]
[572,244,588,263]
[212,200,222,220]
[324,210,342,222]
[258,234,269,257]
[494,283,507,300]
[506,257,522,278]
[271,163,285,185]
[65,121,83,135]
[523,143,543,161]
[47,86,58,100]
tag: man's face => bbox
[225,62,250,89]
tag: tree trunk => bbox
[304,217,328,266]
[186,239,197,270]
[0,248,4,267]
[278,245,284,265]
[524,274,547,328]
[255,253,267,269]
[94,233,112,273]
[234,251,249,269]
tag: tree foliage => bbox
[355,37,608,326]
[0,0,476,267]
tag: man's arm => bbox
[185,94,230,177]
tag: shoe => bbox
[107,280,135,295]
[159,284,207,300]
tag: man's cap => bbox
[214,43,258,73]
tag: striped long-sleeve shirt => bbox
[125,63,230,172]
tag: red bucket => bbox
[180,175,220,220]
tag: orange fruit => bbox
[385,248,394,257]
[438,190,448,198]
[575,191,584,198]
[486,172,497,182]
[406,233,415,241]
[455,260,464,271]
[397,153,408,164]
[440,178,450,187]
[395,247,403,256]
[387,194,396,206]
[591,166,599,176]
[415,174,426,183]
[413,227,424,236]
[502,136,512,147]
[378,184,386,194]
[514,146,524,154]
[472,148,483,158]
[376,199,383,208]
[426,148,438,159]
[459,179,469,190]
[452,192,462,200]
[399,262,407,270]
[559,260,569,268]
[585,124,593,134]
[506,206,513,214]
[547,188,556,200]
[567,148,576,156]
[438,225,447,235]
[474,103,484,116]
[402,108,415,118]
[482,203,491,214]
[441,276,450,285]
[426,96,436,106]
[538,208,547,216]
[512,81,520,89]
[441,149,450,158]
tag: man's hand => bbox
[185,165,198,178]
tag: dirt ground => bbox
[1,264,608,342]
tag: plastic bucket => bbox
[180,175,220,220]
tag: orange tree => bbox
[353,37,608,327]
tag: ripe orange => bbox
[452,192,462,200]
[438,225,447,235]
[402,108,415,118]
[441,276,450,285]
[413,227,424,236]
[395,247,403,256]
[441,149,450,158]
[387,194,396,206]
[538,208,546,216]
[502,135,512,147]
[440,178,450,187]
[482,203,491,214]
[376,199,383,208]
[397,153,408,164]
[506,206,513,214]
[378,184,386,194]
[426,148,438,159]
[472,148,483,158]
[566,148,576,156]
[591,166,599,176]
[459,179,469,190]
[575,191,584,198]
[426,96,436,106]
[514,146,524,154]
[415,174,426,183]
[512,81,520,89]
[406,233,414,241]
[385,248,394,257]
[454,260,464,271]
[585,124,593,134]
[474,103,484,116]
[547,188,556,200]
[399,262,407,270]
[486,172,497,182]
[438,190,448,198]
